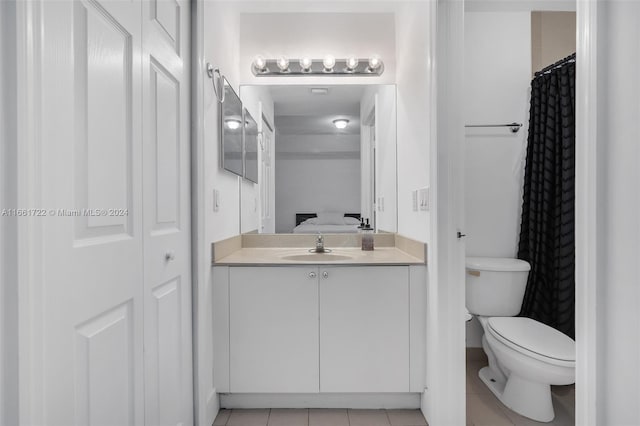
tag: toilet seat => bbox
[487,317,575,367]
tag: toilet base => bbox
[478,366,554,423]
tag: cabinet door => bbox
[320,266,410,392]
[230,267,319,393]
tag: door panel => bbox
[33,0,191,424]
[142,0,192,424]
[319,266,410,392]
[39,0,144,424]
[229,267,319,393]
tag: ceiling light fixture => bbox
[310,88,329,95]
[333,119,349,129]
[225,119,242,130]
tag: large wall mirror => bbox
[240,84,397,234]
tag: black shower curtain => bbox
[517,55,576,339]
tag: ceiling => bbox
[270,85,365,135]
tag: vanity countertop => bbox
[214,246,424,266]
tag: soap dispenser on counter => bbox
[361,218,374,251]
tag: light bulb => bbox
[333,119,349,129]
[323,55,336,72]
[276,56,289,72]
[299,57,312,71]
[253,55,267,71]
[368,55,382,70]
[225,119,242,130]
[345,56,359,71]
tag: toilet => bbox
[465,257,575,422]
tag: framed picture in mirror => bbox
[243,108,259,183]
[221,77,243,177]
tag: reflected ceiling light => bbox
[367,55,382,71]
[345,56,359,71]
[323,55,336,72]
[225,119,242,130]
[333,119,349,129]
[276,56,290,72]
[299,57,313,72]
[253,55,267,72]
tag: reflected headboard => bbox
[295,213,361,226]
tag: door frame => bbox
[574,0,598,424]
[436,1,597,426]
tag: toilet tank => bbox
[465,257,531,317]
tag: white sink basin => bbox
[281,253,352,262]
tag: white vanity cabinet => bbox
[229,266,319,393]
[215,263,425,396]
[319,266,409,392]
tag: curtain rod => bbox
[534,52,576,77]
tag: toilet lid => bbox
[487,317,575,362]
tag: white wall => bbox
[592,1,640,423]
[464,12,530,263]
[275,134,361,233]
[396,3,432,243]
[204,2,242,243]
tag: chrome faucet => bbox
[315,234,325,253]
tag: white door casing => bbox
[16,0,192,424]
[142,1,192,425]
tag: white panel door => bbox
[229,267,320,393]
[37,1,144,424]
[319,266,410,392]
[142,0,192,425]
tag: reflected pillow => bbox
[316,212,345,225]
[343,217,361,225]
[303,217,319,225]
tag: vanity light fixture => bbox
[276,56,290,72]
[253,55,267,73]
[333,119,349,129]
[251,55,384,76]
[367,55,382,72]
[299,57,313,72]
[225,119,242,130]
[322,55,336,72]
[345,56,359,72]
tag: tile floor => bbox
[213,408,428,426]
[466,355,575,426]
[213,355,575,426]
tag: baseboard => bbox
[466,347,488,363]
[220,393,421,409]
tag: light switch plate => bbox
[213,189,220,212]
[412,190,418,212]
[419,187,430,211]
